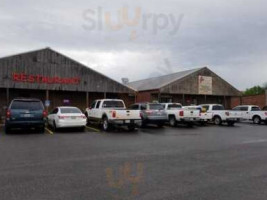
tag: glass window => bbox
[149,104,164,110]
[251,106,261,111]
[60,107,81,114]
[167,104,182,110]
[11,100,44,111]
[233,107,241,111]
[212,105,225,110]
[90,101,97,109]
[96,101,101,109]
[240,106,249,111]
[140,104,147,110]
[102,101,124,108]
[128,104,139,110]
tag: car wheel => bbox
[39,127,45,133]
[227,121,235,126]
[169,116,177,127]
[102,117,110,131]
[157,123,164,128]
[253,116,261,124]
[214,116,222,125]
[128,125,136,131]
[53,121,58,132]
[5,126,10,134]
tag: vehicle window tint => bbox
[129,104,139,110]
[60,107,81,114]
[96,101,101,109]
[149,104,164,110]
[212,105,225,110]
[102,101,124,108]
[251,106,261,111]
[140,104,147,110]
[233,107,241,111]
[11,100,44,111]
[202,105,209,111]
[240,107,249,111]
[90,101,96,109]
[52,108,58,114]
[168,104,182,110]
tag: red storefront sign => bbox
[12,73,81,85]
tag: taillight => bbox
[265,112,267,116]
[6,110,11,119]
[43,110,47,118]
[81,115,86,119]
[225,112,230,116]
[58,115,66,119]
[145,110,153,115]
[179,110,184,117]
[112,111,116,118]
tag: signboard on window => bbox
[198,76,212,95]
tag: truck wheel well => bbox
[253,115,261,120]
[102,114,108,120]
[213,115,221,120]
[168,115,176,120]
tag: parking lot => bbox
[0,122,267,200]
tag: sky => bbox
[0,0,266,90]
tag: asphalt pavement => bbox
[0,123,267,200]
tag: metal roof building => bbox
[127,67,241,108]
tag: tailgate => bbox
[114,110,141,120]
[10,109,43,121]
[184,110,200,118]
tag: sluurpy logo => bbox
[82,7,184,40]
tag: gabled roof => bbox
[127,68,203,91]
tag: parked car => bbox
[5,98,47,133]
[232,105,267,124]
[129,103,168,128]
[161,103,200,127]
[199,104,241,126]
[183,105,212,125]
[47,106,87,131]
[85,99,141,131]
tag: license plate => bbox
[22,114,32,118]
[125,120,131,123]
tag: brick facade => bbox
[230,93,266,109]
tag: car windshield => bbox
[149,104,164,110]
[102,101,124,108]
[60,107,81,114]
[10,100,44,111]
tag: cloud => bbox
[0,0,266,90]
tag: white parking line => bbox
[242,139,267,144]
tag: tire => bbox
[128,125,136,131]
[39,127,45,133]
[214,116,222,125]
[102,117,111,131]
[227,121,235,126]
[140,119,147,128]
[157,123,164,128]
[253,116,261,124]
[5,126,10,134]
[53,121,58,132]
[79,126,86,132]
[169,116,177,127]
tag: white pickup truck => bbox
[183,105,213,125]
[161,103,200,127]
[85,99,141,131]
[199,104,241,126]
[232,105,267,124]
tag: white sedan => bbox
[47,107,87,131]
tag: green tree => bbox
[243,86,265,95]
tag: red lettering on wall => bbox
[12,73,81,85]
